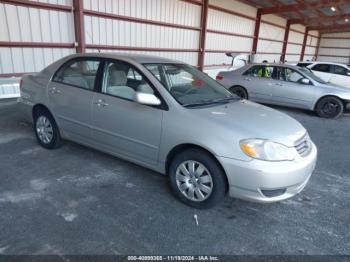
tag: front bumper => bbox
[218,141,317,203]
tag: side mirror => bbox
[135,92,161,106]
[347,72,350,76]
[301,78,310,85]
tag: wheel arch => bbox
[229,85,248,99]
[313,95,345,111]
[32,104,51,119]
[165,143,229,192]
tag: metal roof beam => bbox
[309,24,350,33]
[261,0,346,15]
[290,14,350,25]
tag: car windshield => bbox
[299,67,327,84]
[143,63,237,107]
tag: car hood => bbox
[191,100,306,147]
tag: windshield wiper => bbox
[183,96,239,108]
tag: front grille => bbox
[294,134,312,157]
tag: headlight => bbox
[240,139,295,161]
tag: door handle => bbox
[244,78,251,81]
[94,99,109,107]
[49,87,61,94]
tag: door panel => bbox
[48,82,94,139]
[91,93,163,165]
[48,58,101,140]
[271,67,315,109]
[91,60,163,165]
[329,65,350,88]
[310,63,332,83]
[242,65,274,102]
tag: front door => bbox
[91,60,163,166]
[271,67,315,109]
[48,58,101,141]
[329,65,350,88]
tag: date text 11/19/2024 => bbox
[127,255,219,261]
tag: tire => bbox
[33,108,62,149]
[168,149,227,209]
[230,86,248,99]
[315,97,344,119]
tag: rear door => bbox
[271,67,315,108]
[310,63,332,82]
[91,60,164,166]
[241,65,275,102]
[48,57,101,141]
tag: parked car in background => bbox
[301,62,350,89]
[216,63,350,118]
[18,53,317,208]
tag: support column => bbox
[281,20,291,62]
[73,0,85,53]
[198,0,209,71]
[315,33,322,61]
[300,27,309,61]
[252,8,262,55]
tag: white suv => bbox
[297,62,350,88]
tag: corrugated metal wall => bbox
[0,0,322,77]
[256,14,286,63]
[285,24,305,62]
[204,0,255,66]
[84,0,201,66]
[304,30,319,61]
[0,1,75,75]
[318,32,350,64]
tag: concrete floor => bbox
[0,99,349,255]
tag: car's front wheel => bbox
[315,96,344,119]
[34,109,62,149]
[169,149,227,209]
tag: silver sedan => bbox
[18,53,317,208]
[216,64,350,119]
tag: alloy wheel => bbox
[175,160,213,202]
[36,116,53,144]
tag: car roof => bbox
[246,63,305,69]
[68,52,183,64]
[308,61,348,67]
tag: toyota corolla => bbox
[18,53,317,208]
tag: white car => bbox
[297,62,350,88]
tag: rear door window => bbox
[53,59,101,90]
[244,65,275,79]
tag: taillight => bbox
[216,75,223,81]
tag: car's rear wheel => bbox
[169,149,227,209]
[230,86,248,99]
[315,97,343,119]
[33,109,62,149]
